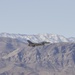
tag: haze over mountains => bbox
[0,33,75,75]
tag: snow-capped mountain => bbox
[0,34,75,75]
[0,33,73,43]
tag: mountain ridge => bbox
[0,33,74,43]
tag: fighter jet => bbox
[27,40,50,47]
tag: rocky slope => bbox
[0,37,75,75]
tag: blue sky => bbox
[0,0,75,37]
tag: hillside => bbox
[0,37,75,75]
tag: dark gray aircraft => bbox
[27,40,50,47]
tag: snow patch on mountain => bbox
[0,33,74,43]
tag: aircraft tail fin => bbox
[27,40,33,44]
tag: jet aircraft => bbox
[27,40,50,47]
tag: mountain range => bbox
[0,33,75,75]
[0,33,75,43]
